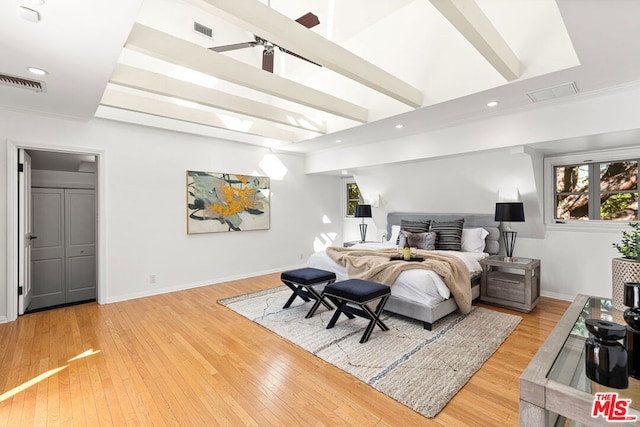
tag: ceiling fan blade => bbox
[281,49,322,67]
[262,51,274,73]
[295,12,320,29]
[209,41,256,52]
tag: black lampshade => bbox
[354,204,372,218]
[494,202,525,222]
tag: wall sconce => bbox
[364,193,380,208]
[498,187,519,202]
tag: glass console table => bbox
[520,294,640,426]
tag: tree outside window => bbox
[555,160,638,220]
[346,182,362,216]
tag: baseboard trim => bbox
[540,290,575,302]
[104,264,306,304]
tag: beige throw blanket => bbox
[325,247,472,314]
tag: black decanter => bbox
[585,318,628,389]
[624,282,640,380]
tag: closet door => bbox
[31,188,65,310]
[65,189,96,303]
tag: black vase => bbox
[584,319,628,389]
[624,282,640,380]
[624,281,640,308]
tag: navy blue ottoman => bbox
[317,279,391,343]
[280,268,336,318]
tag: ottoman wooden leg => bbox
[360,295,390,343]
[321,279,391,343]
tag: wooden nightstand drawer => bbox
[486,272,526,303]
[480,255,541,313]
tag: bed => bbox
[307,212,500,330]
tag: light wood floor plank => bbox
[0,272,571,426]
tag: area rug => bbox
[219,286,521,418]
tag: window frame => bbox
[343,178,363,218]
[544,147,640,230]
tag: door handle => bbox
[29,235,38,240]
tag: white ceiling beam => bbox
[109,64,326,134]
[429,0,520,81]
[188,0,423,108]
[100,88,299,142]
[125,23,368,123]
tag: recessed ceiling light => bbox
[395,124,404,129]
[27,66,48,75]
[487,101,499,107]
[335,139,342,143]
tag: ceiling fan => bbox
[209,12,321,73]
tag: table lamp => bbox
[354,204,372,243]
[494,202,525,260]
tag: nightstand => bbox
[480,255,540,312]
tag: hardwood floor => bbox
[0,273,570,426]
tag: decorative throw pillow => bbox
[400,219,430,233]
[461,227,489,252]
[398,231,436,250]
[431,219,465,251]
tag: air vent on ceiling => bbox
[526,82,578,103]
[193,21,213,38]
[0,73,46,92]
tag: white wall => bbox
[1,109,341,322]
[353,148,542,238]
[517,229,621,301]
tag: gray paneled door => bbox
[30,188,96,311]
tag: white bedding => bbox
[307,242,488,307]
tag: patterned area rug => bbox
[219,286,521,418]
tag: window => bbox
[548,153,638,222]
[345,181,362,216]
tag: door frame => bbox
[18,149,33,314]
[5,140,105,321]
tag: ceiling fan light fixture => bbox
[210,11,321,74]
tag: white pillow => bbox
[387,225,401,244]
[461,227,489,253]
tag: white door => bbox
[18,149,33,314]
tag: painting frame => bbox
[186,170,270,234]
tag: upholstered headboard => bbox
[386,212,500,255]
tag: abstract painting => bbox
[187,171,270,234]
